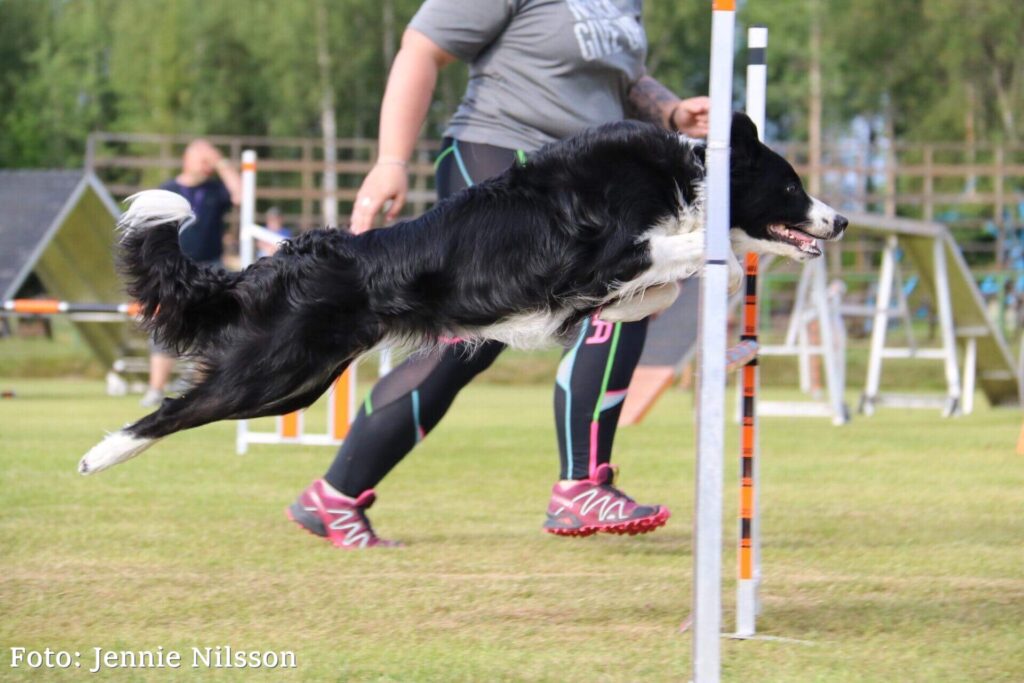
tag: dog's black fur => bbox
[79,113,845,473]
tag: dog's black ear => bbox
[731,112,762,166]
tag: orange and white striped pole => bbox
[736,24,768,639]
[327,370,356,441]
[2,300,141,316]
[238,150,258,268]
[737,254,761,634]
[236,149,258,454]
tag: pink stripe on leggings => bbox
[589,420,600,478]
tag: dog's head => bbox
[725,113,846,261]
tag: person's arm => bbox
[627,75,710,138]
[350,28,456,233]
[213,156,242,206]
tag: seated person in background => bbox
[256,206,292,258]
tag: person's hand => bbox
[350,162,408,234]
[181,139,224,183]
[192,140,222,169]
[204,142,224,165]
[671,96,711,138]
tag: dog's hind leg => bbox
[78,356,350,475]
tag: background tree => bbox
[0,0,1021,169]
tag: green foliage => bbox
[0,0,1021,168]
[642,2,711,100]
[753,0,1024,141]
[917,0,1024,141]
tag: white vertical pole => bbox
[862,235,897,415]
[693,1,735,681]
[933,237,962,416]
[239,150,257,269]
[798,321,812,393]
[811,258,847,424]
[830,281,849,409]
[785,265,813,347]
[745,26,768,136]
[962,337,976,415]
[736,23,767,640]
[237,149,257,455]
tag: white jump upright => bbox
[239,150,258,267]
[692,1,736,681]
[235,149,358,455]
[735,23,768,640]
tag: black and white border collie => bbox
[79,113,845,474]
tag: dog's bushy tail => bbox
[118,190,239,354]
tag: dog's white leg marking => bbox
[647,231,707,281]
[607,232,705,307]
[727,248,744,295]
[601,281,680,322]
[78,431,160,475]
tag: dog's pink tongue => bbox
[768,224,820,255]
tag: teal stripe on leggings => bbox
[556,320,590,480]
[411,389,423,443]
[451,140,474,187]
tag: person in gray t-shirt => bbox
[287,0,711,548]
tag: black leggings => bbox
[324,138,649,495]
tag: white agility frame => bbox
[859,230,965,417]
[234,150,358,455]
[757,255,849,424]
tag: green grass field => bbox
[1,375,1022,682]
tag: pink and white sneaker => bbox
[543,463,670,537]
[286,479,400,549]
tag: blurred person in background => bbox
[142,139,241,407]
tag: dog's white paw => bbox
[79,431,157,475]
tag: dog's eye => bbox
[786,183,800,195]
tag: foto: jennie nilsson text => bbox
[10,646,297,671]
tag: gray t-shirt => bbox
[410,0,647,152]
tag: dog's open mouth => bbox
[767,224,821,257]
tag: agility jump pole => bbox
[691,0,736,680]
[235,150,357,455]
[2,300,140,317]
[736,23,768,640]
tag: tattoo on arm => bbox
[627,76,681,129]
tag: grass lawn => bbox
[0,376,1022,682]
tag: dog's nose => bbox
[833,214,848,235]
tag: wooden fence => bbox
[779,140,1024,268]
[85,132,1024,268]
[84,132,441,233]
